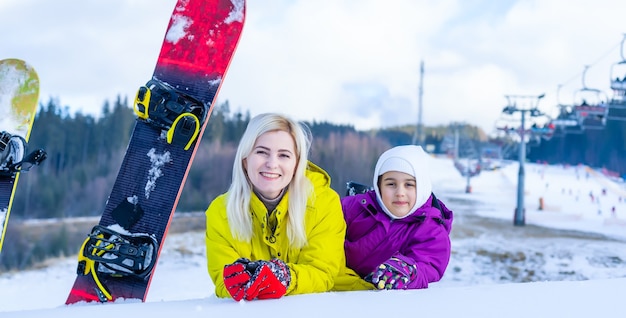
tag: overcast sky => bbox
[2,0,625,133]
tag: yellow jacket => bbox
[206,162,372,298]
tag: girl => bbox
[341,145,454,290]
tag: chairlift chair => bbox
[607,34,626,121]
[493,112,519,138]
[571,66,608,130]
[610,34,626,91]
[549,104,583,135]
[549,85,584,135]
[548,120,584,135]
[530,122,555,141]
[610,60,626,91]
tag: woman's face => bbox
[379,171,417,218]
[244,130,297,199]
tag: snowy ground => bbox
[1,156,625,317]
[438,158,626,286]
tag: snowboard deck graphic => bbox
[66,0,245,304]
[0,58,40,253]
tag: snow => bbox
[165,14,192,44]
[145,148,171,198]
[1,156,626,317]
[107,223,132,236]
[0,209,6,230]
[224,0,245,24]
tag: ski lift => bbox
[549,85,583,135]
[524,104,555,141]
[607,33,626,121]
[609,63,626,91]
[495,101,526,140]
[550,116,583,135]
[497,94,550,146]
[610,34,626,92]
[530,122,555,141]
[493,112,519,137]
[572,66,608,130]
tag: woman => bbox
[205,113,369,301]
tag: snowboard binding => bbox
[0,131,47,177]
[133,79,208,150]
[77,225,159,302]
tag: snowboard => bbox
[0,58,45,254]
[66,0,245,304]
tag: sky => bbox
[2,0,626,133]
[1,156,626,317]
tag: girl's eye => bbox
[279,153,291,159]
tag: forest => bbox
[526,120,626,174]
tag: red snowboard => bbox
[66,0,245,304]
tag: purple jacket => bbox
[341,190,453,289]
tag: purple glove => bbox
[365,256,417,290]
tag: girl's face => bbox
[244,130,297,199]
[379,171,417,218]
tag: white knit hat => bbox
[378,157,415,178]
[373,145,432,219]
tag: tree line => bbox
[526,120,626,174]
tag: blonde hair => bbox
[226,113,313,248]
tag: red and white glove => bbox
[223,258,254,301]
[244,258,291,300]
[223,258,291,301]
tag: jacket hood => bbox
[373,145,432,219]
[305,160,332,188]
